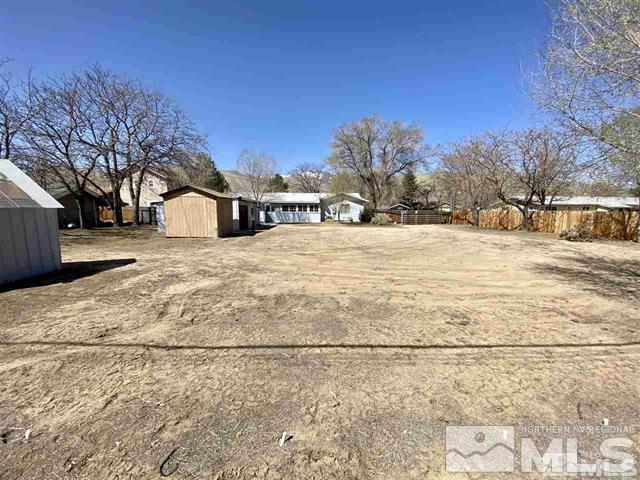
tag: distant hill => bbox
[221,170,331,193]
[220,170,251,192]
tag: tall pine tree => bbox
[400,171,419,208]
[266,173,289,192]
[197,153,229,192]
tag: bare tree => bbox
[74,65,138,226]
[476,129,584,230]
[288,161,327,192]
[534,0,640,202]
[0,59,38,160]
[236,149,276,203]
[327,115,428,209]
[26,74,99,228]
[440,140,495,226]
[71,65,203,225]
[125,91,205,224]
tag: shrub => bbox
[359,207,374,223]
[560,223,594,242]
[371,213,392,225]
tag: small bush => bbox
[359,207,374,223]
[560,223,594,242]
[371,213,392,225]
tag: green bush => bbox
[359,207,374,223]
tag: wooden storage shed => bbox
[160,185,235,238]
[0,160,63,285]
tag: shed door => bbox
[166,196,208,237]
[239,204,248,230]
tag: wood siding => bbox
[163,189,233,238]
[452,209,640,240]
[216,198,233,236]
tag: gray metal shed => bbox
[0,160,63,285]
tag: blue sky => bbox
[1,0,549,171]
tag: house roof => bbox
[549,196,639,209]
[510,195,640,209]
[237,192,368,204]
[47,185,102,200]
[229,193,257,204]
[0,160,63,209]
[388,203,411,210]
[160,184,237,200]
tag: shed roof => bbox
[0,160,62,209]
[160,184,237,200]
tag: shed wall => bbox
[0,208,61,284]
[216,198,234,236]
[164,192,208,238]
[163,190,233,238]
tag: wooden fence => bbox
[378,210,451,225]
[451,208,640,240]
[99,206,157,225]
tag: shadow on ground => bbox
[533,254,640,300]
[0,258,136,293]
[225,224,277,237]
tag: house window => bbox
[298,204,308,212]
[265,204,272,212]
[340,204,351,214]
[282,205,290,212]
[549,206,558,212]
[309,204,319,212]
[582,206,590,211]
[250,207,254,215]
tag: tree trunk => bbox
[111,182,124,227]
[521,205,530,230]
[2,124,10,159]
[472,208,480,227]
[133,170,146,225]
[74,194,87,229]
[636,194,640,243]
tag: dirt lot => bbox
[1,224,639,479]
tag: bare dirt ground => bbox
[1,224,639,479]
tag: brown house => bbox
[48,187,105,228]
[160,185,235,238]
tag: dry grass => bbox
[1,224,639,479]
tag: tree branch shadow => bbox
[532,254,640,301]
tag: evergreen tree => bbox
[198,153,229,192]
[400,171,419,208]
[266,173,289,192]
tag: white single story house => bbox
[543,196,640,212]
[502,196,640,212]
[0,160,63,285]
[238,192,369,223]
